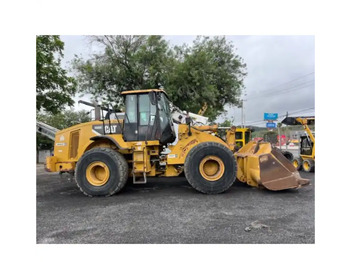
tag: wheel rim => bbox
[293,159,299,168]
[303,161,310,171]
[199,156,225,181]
[86,161,110,186]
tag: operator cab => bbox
[235,128,251,148]
[300,133,314,156]
[121,89,176,145]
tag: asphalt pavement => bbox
[36,164,315,244]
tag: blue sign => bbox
[264,113,278,120]
[266,122,277,129]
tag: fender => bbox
[90,135,127,150]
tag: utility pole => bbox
[278,124,282,150]
[241,99,244,128]
[240,95,247,128]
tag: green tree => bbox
[72,35,247,121]
[219,119,234,127]
[37,110,91,130]
[36,35,77,114]
[72,35,171,108]
[167,36,246,120]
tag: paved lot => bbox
[36,165,314,244]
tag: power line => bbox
[246,72,314,100]
[235,72,315,127]
[255,72,314,92]
[268,72,314,88]
[247,81,314,100]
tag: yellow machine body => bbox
[45,89,309,195]
[297,117,315,161]
[282,116,315,172]
[167,125,230,165]
[46,120,308,191]
[46,121,230,177]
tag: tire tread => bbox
[75,147,128,197]
[184,142,237,194]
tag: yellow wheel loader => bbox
[44,89,309,196]
[234,127,251,149]
[281,116,315,172]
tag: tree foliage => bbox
[219,119,234,127]
[73,35,171,108]
[167,36,246,120]
[72,35,247,121]
[36,35,77,114]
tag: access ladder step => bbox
[133,172,147,184]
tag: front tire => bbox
[302,159,315,172]
[184,142,237,194]
[75,148,128,197]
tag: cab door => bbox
[123,93,158,141]
[123,94,138,141]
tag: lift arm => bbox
[197,102,208,116]
[36,121,59,141]
[295,117,315,144]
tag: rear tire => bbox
[293,157,303,171]
[302,159,315,172]
[184,142,236,194]
[282,151,294,161]
[75,147,128,197]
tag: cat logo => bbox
[92,124,122,135]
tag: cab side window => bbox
[139,94,156,126]
[125,95,137,123]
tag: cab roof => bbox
[121,89,167,96]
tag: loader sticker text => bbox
[180,139,198,158]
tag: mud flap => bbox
[235,141,310,191]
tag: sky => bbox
[60,35,315,127]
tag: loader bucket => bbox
[234,141,310,191]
